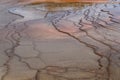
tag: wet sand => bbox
[0,0,120,80]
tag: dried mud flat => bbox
[0,0,120,80]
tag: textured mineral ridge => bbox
[0,0,120,80]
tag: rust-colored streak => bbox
[19,0,108,4]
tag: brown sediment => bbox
[19,0,108,4]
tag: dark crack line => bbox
[51,20,105,79]
[50,9,118,79]
[1,23,38,80]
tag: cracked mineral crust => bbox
[0,0,120,80]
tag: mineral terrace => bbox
[0,0,120,80]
